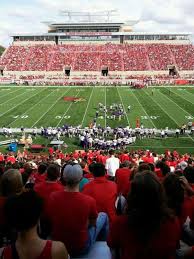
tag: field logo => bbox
[63,96,86,103]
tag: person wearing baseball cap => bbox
[83,163,117,222]
[46,164,109,257]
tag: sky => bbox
[0,0,194,46]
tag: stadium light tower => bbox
[59,10,118,23]
[106,9,118,22]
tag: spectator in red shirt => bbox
[46,164,109,256]
[2,191,68,259]
[83,163,117,221]
[155,161,170,180]
[115,161,131,198]
[34,164,63,201]
[48,147,54,156]
[108,171,181,259]
[33,163,47,184]
[120,150,131,163]
[97,151,108,165]
[0,153,4,162]
[35,164,64,238]
[6,154,16,164]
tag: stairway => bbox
[47,48,56,71]
[168,45,177,66]
[22,47,33,71]
[144,44,152,70]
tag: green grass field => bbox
[0,85,194,154]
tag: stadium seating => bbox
[170,44,194,70]
[123,44,149,71]
[0,147,194,258]
[147,44,174,70]
[74,51,100,71]
[1,43,194,72]
[0,46,30,71]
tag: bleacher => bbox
[1,43,194,73]
[170,44,194,70]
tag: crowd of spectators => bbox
[0,148,194,258]
[124,44,149,71]
[1,43,194,72]
[170,45,194,71]
[0,46,29,71]
[147,44,175,70]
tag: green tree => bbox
[0,46,5,56]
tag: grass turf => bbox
[0,85,194,154]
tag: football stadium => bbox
[0,14,194,153]
[0,6,194,259]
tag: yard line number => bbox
[55,115,71,119]
[141,116,160,120]
[12,115,29,119]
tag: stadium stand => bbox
[147,44,175,70]
[124,44,149,71]
[1,43,194,74]
[170,44,194,70]
[0,149,194,258]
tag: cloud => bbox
[0,0,193,47]
[37,0,143,20]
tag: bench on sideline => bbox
[0,139,18,146]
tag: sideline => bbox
[0,85,194,89]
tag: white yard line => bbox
[57,91,80,127]
[116,86,130,126]
[0,88,22,101]
[159,89,193,117]
[8,88,53,127]
[0,89,29,106]
[143,89,179,128]
[159,89,194,143]
[81,87,94,127]
[169,89,194,106]
[0,89,43,119]
[184,88,194,97]
[130,89,156,128]
[31,88,70,127]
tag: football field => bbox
[0,85,194,153]
[0,86,194,128]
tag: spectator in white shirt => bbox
[105,150,120,180]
